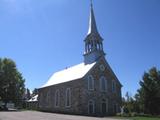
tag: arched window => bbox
[65,88,71,107]
[88,75,94,90]
[88,100,95,114]
[55,90,60,107]
[100,76,107,92]
[112,80,116,92]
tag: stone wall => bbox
[80,58,122,116]
[38,79,84,115]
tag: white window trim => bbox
[88,75,94,90]
[100,76,107,92]
[65,88,71,107]
[55,89,60,107]
[88,100,95,114]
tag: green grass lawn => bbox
[113,116,160,120]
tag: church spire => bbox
[84,0,105,64]
[87,0,99,35]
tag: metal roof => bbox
[41,62,96,88]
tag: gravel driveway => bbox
[0,111,128,120]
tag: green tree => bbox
[0,58,25,107]
[137,67,160,115]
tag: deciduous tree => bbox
[0,58,25,107]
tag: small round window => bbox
[99,64,105,71]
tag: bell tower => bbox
[84,0,105,64]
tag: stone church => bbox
[38,1,122,116]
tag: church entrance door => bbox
[101,102,106,115]
[88,100,94,115]
[101,99,108,116]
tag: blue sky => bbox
[0,0,160,97]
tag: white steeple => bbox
[84,0,105,64]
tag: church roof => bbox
[41,62,96,88]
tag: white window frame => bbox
[65,88,71,107]
[100,76,107,92]
[88,100,95,114]
[88,75,94,90]
[55,90,60,107]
